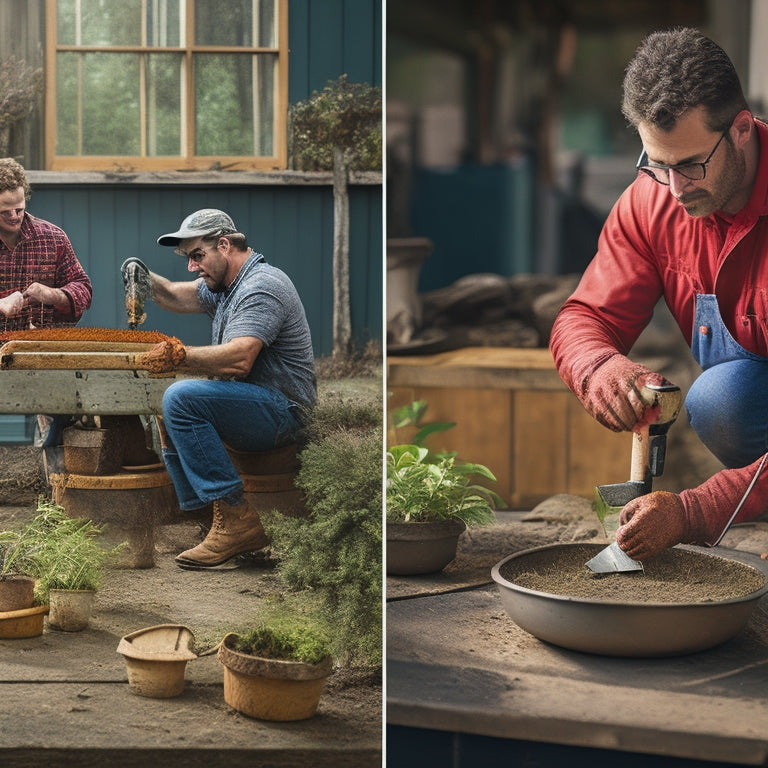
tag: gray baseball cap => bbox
[157,208,237,246]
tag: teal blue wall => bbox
[289,0,382,97]
[26,180,382,356]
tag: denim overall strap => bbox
[691,293,765,370]
[686,293,768,467]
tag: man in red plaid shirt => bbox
[0,158,92,330]
[0,158,93,459]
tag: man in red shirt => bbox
[550,28,768,560]
[0,157,93,455]
[0,158,92,330]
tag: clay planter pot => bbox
[48,589,96,632]
[386,518,467,575]
[218,633,332,721]
[0,604,49,638]
[117,624,197,698]
[0,574,36,612]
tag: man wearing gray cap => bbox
[122,208,316,569]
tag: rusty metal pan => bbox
[491,543,768,657]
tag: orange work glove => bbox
[578,353,672,432]
[616,491,691,561]
[138,337,186,373]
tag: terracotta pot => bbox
[0,604,49,638]
[386,518,467,575]
[48,589,96,632]
[0,574,36,612]
[218,633,332,721]
[117,624,197,698]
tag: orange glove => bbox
[578,353,672,432]
[139,337,186,373]
[616,491,690,561]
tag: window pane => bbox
[57,0,183,47]
[195,53,275,156]
[195,0,277,47]
[146,0,183,47]
[55,53,80,155]
[146,54,183,155]
[57,0,143,46]
[57,52,141,155]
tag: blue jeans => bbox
[160,379,301,511]
[686,294,768,468]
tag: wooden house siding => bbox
[24,172,382,354]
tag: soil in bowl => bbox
[499,544,766,603]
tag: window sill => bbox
[26,169,382,187]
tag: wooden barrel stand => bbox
[226,443,306,519]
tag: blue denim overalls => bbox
[686,293,768,467]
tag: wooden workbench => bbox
[0,369,178,415]
[388,347,631,508]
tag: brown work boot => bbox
[175,498,269,569]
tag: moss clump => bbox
[232,616,331,665]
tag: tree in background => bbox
[0,56,43,157]
[290,75,382,357]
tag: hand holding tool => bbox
[586,382,682,573]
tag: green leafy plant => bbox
[230,611,331,666]
[0,498,123,604]
[386,444,502,525]
[390,399,455,449]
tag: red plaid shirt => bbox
[0,213,92,330]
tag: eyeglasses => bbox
[636,131,728,185]
[174,244,213,262]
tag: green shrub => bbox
[289,74,382,172]
[263,426,382,665]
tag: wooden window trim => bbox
[44,0,289,172]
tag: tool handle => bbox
[629,428,651,487]
[629,383,682,488]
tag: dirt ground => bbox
[0,370,384,754]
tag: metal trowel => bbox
[586,382,683,573]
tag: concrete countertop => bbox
[386,508,768,766]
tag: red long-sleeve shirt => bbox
[549,118,768,539]
[0,213,92,330]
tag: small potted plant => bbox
[0,502,53,637]
[386,443,502,575]
[32,502,122,631]
[0,524,40,612]
[218,613,333,721]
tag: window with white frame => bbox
[46,0,288,171]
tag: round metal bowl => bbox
[491,542,768,657]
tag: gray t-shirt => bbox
[197,251,317,412]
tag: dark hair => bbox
[622,28,748,132]
[0,157,31,200]
[202,232,249,250]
